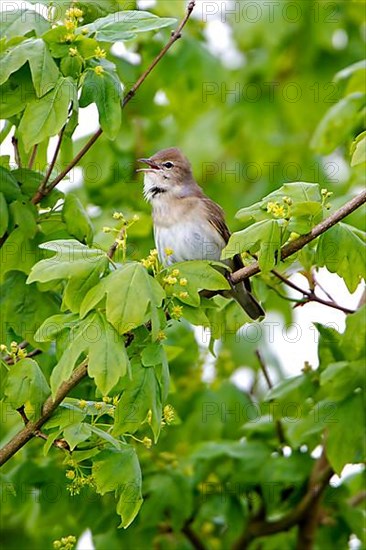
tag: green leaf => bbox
[316,223,366,292]
[62,193,94,245]
[9,199,38,238]
[0,166,21,201]
[0,38,59,97]
[340,306,366,361]
[236,182,321,224]
[11,168,43,198]
[60,53,83,79]
[141,342,166,367]
[0,193,9,238]
[326,393,364,474]
[1,272,60,347]
[18,77,76,151]
[222,219,281,272]
[311,93,366,155]
[335,60,366,83]
[0,227,40,282]
[50,315,94,396]
[77,10,176,42]
[88,312,130,395]
[265,373,316,414]
[92,446,143,528]
[4,358,50,419]
[27,240,106,286]
[63,257,108,313]
[34,313,79,342]
[0,72,36,118]
[89,425,121,449]
[143,472,193,532]
[63,422,92,450]
[79,69,123,139]
[80,262,165,336]
[0,9,50,39]
[319,360,365,402]
[350,131,366,167]
[113,362,162,441]
[164,260,230,307]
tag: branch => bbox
[27,144,38,169]
[31,1,196,205]
[230,189,366,285]
[232,449,333,549]
[255,350,286,446]
[31,124,67,204]
[0,360,88,466]
[271,270,355,315]
[182,521,207,550]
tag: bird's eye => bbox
[163,161,174,169]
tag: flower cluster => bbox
[94,46,106,59]
[162,404,176,425]
[141,248,160,273]
[62,7,83,42]
[0,341,27,361]
[267,196,292,219]
[104,212,140,261]
[65,462,95,496]
[53,535,76,550]
[321,188,333,209]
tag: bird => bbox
[137,147,264,320]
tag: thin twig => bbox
[271,269,355,315]
[255,350,286,446]
[182,521,207,550]
[31,1,197,205]
[312,274,335,302]
[107,226,126,259]
[230,189,366,286]
[27,144,38,169]
[16,405,70,451]
[31,124,67,204]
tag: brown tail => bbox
[229,281,265,320]
[226,254,265,319]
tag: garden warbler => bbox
[137,147,264,319]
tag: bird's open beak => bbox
[136,158,161,172]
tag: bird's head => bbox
[137,147,196,202]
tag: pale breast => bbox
[154,221,225,266]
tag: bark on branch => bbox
[232,449,333,549]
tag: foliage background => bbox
[0,1,365,549]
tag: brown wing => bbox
[201,197,231,243]
[202,197,252,292]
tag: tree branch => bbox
[27,144,38,170]
[271,269,355,315]
[232,449,333,549]
[31,1,197,205]
[230,189,366,285]
[255,349,286,446]
[182,520,207,550]
[0,360,88,466]
[31,124,67,204]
